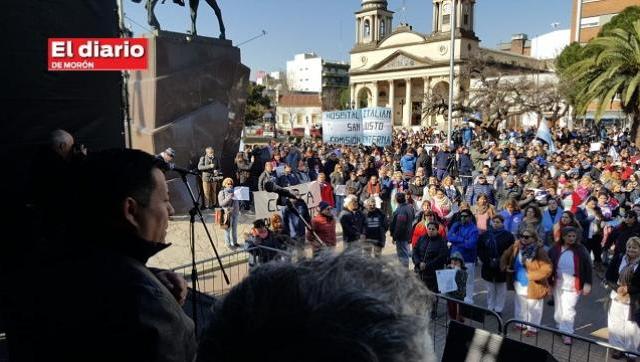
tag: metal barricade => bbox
[431,294,504,361]
[503,319,640,362]
[170,246,292,297]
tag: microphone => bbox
[168,163,200,176]
[264,181,299,200]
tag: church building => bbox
[349,0,549,128]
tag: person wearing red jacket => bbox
[307,201,337,256]
[317,173,335,208]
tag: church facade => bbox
[349,0,549,128]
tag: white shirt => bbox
[557,247,576,291]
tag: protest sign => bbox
[436,269,458,294]
[589,142,602,152]
[253,181,321,219]
[233,186,250,201]
[322,107,392,146]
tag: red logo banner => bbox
[48,38,148,71]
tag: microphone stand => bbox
[284,198,325,247]
[177,171,230,336]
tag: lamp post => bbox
[447,0,457,146]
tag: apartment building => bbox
[571,0,640,43]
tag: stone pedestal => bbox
[128,30,250,175]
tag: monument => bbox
[128,2,248,175]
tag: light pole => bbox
[447,0,457,146]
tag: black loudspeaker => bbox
[442,321,558,362]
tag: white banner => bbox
[322,107,392,146]
[253,181,322,220]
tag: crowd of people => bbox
[11,122,640,361]
[227,123,640,358]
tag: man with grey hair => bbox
[196,251,434,362]
[339,194,364,247]
[198,146,220,209]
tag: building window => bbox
[581,16,600,28]
[463,14,469,26]
[380,21,386,37]
[364,19,371,38]
[443,15,450,26]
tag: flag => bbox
[536,119,557,153]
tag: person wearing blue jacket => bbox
[448,209,479,304]
[499,198,523,236]
[400,148,417,177]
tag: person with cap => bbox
[307,201,337,256]
[548,226,593,345]
[496,175,522,210]
[447,209,479,304]
[156,147,176,169]
[245,219,287,266]
[389,192,415,267]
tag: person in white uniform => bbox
[605,236,640,359]
[548,226,593,345]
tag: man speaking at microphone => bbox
[23,149,196,362]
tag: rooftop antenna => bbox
[551,22,560,30]
[401,0,408,24]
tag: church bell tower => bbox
[355,0,394,45]
[432,0,476,35]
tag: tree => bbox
[564,20,640,144]
[600,6,640,36]
[244,83,272,126]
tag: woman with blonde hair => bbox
[218,177,240,248]
[442,176,460,202]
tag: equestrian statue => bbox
[133,0,226,39]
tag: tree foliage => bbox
[244,83,272,125]
[600,6,640,36]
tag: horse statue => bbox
[134,0,226,39]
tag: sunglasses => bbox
[427,227,438,231]
[519,234,534,239]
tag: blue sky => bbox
[123,0,572,79]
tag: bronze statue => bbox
[136,0,226,40]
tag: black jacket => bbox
[416,151,432,177]
[605,253,640,325]
[412,235,449,292]
[339,209,365,242]
[24,234,197,362]
[363,208,387,247]
[478,228,515,283]
[609,222,640,255]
